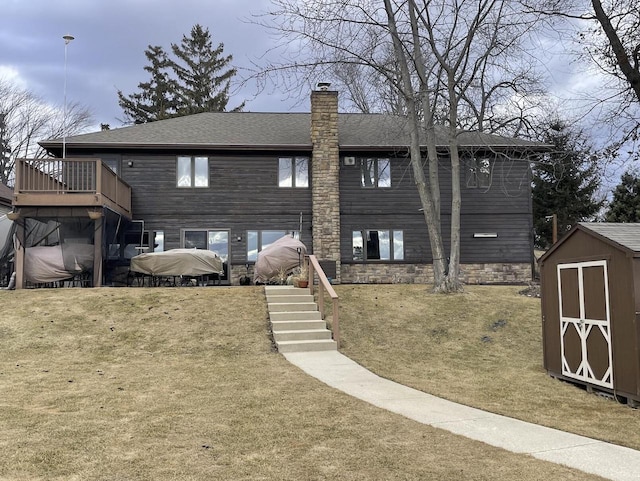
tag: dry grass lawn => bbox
[0,286,609,480]
[336,284,640,452]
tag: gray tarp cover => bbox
[130,248,223,276]
[0,215,14,264]
[254,236,307,283]
[24,244,94,283]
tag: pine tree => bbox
[171,24,244,115]
[117,46,179,124]
[532,120,603,249]
[117,25,243,124]
[605,172,640,222]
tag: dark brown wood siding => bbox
[339,153,532,264]
[72,149,532,268]
[98,152,313,266]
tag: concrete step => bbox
[266,294,314,304]
[271,319,327,331]
[268,302,317,312]
[265,286,310,296]
[276,339,338,353]
[269,310,322,322]
[273,329,332,342]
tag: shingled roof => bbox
[40,111,547,153]
[579,222,640,253]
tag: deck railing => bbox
[14,158,131,216]
[307,255,340,348]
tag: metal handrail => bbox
[307,255,340,348]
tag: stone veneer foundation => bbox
[230,263,532,285]
[341,263,532,285]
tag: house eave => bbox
[41,141,550,157]
[39,141,315,156]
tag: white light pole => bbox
[62,34,74,159]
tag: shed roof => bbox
[40,111,548,153]
[579,222,640,253]
[540,222,640,263]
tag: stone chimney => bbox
[310,84,341,282]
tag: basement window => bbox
[352,230,404,261]
[247,230,300,261]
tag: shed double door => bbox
[557,260,613,389]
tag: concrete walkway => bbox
[284,350,640,481]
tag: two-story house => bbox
[10,88,544,288]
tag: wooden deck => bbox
[12,158,132,219]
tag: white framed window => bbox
[153,231,164,252]
[182,229,228,257]
[177,156,209,188]
[141,230,164,252]
[361,158,391,188]
[466,157,492,188]
[352,230,404,261]
[247,230,300,261]
[181,229,229,282]
[278,157,309,188]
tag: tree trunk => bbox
[592,0,640,103]
[384,0,448,288]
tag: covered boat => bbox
[253,235,307,284]
[130,248,223,277]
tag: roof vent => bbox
[317,81,331,91]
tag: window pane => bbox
[378,159,391,187]
[247,231,258,261]
[366,230,381,259]
[154,231,164,252]
[194,157,209,187]
[352,231,363,260]
[184,230,207,249]
[477,158,491,188]
[208,231,228,261]
[361,159,376,187]
[295,157,309,187]
[279,158,292,187]
[466,158,477,188]
[378,230,391,260]
[177,156,192,187]
[104,159,118,174]
[393,231,404,260]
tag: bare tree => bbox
[525,0,640,158]
[0,78,93,185]
[256,0,548,292]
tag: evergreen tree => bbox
[605,172,640,222]
[117,46,179,124]
[117,25,243,124]
[171,24,244,115]
[532,120,603,249]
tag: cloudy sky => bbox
[0,1,612,142]
[1,0,309,130]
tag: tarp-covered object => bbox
[24,244,94,283]
[130,248,223,277]
[254,236,307,284]
[0,215,15,266]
